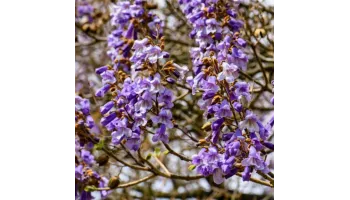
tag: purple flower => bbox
[217,35,232,57]
[203,76,219,93]
[95,84,111,97]
[172,63,189,80]
[125,133,141,150]
[241,146,267,172]
[205,18,219,34]
[81,149,94,165]
[133,111,147,128]
[145,46,169,63]
[150,73,164,93]
[225,140,241,157]
[135,91,153,113]
[111,131,125,145]
[218,62,239,83]
[263,141,274,151]
[99,177,110,198]
[203,91,216,100]
[152,124,169,143]
[235,82,251,101]
[233,102,242,112]
[134,77,151,94]
[189,11,204,23]
[213,168,224,184]
[242,166,251,181]
[236,38,247,47]
[95,66,108,74]
[227,9,237,18]
[158,88,174,108]
[211,118,225,132]
[75,96,90,115]
[85,115,95,129]
[166,77,176,84]
[191,72,205,95]
[213,100,233,118]
[239,110,259,132]
[101,112,117,126]
[192,147,223,178]
[100,101,115,115]
[152,109,173,128]
[192,148,205,165]
[258,121,272,140]
[112,118,132,138]
[101,70,116,85]
[133,38,149,50]
[75,165,83,179]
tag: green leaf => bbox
[188,164,196,171]
[154,147,161,157]
[146,153,152,160]
[84,185,97,192]
[163,150,169,155]
[94,139,105,150]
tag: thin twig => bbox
[154,156,171,176]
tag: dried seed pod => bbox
[108,176,120,189]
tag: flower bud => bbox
[96,154,109,166]
[100,101,115,115]
[95,66,108,74]
[233,102,242,112]
[166,77,176,84]
[95,84,111,97]
[108,176,120,189]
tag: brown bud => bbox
[234,163,243,169]
[82,23,90,32]
[211,95,222,104]
[163,60,174,68]
[145,3,158,9]
[102,14,110,22]
[94,11,103,18]
[196,139,210,147]
[89,23,97,32]
[254,28,266,38]
[96,154,109,166]
[201,122,212,131]
[202,57,212,65]
[121,139,127,144]
[108,176,120,189]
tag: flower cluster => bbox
[76,0,94,20]
[75,96,110,200]
[98,72,176,150]
[179,0,273,184]
[95,1,188,151]
[75,151,110,200]
[75,96,95,129]
[107,0,163,71]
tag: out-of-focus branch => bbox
[162,142,192,162]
